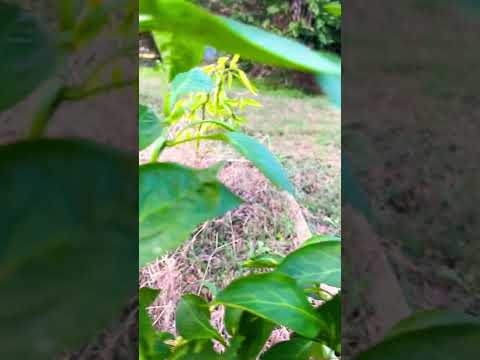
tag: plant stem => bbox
[28,78,65,139]
[62,78,136,101]
[166,133,224,148]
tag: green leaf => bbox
[170,68,214,111]
[242,253,284,269]
[213,272,324,339]
[139,104,166,150]
[342,154,373,221]
[324,2,342,17]
[139,163,241,266]
[227,311,275,360]
[0,2,57,111]
[353,313,480,360]
[277,241,341,289]
[316,294,341,350]
[224,307,244,337]
[316,73,341,108]
[386,310,480,339]
[176,294,224,344]
[152,31,205,81]
[74,0,129,44]
[219,131,294,194]
[261,337,313,360]
[236,69,257,95]
[301,235,341,248]
[0,140,137,359]
[140,0,340,76]
[140,288,173,359]
[169,339,221,360]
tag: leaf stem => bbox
[62,78,136,101]
[28,78,65,139]
[166,133,224,148]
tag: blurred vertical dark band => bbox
[343,0,480,358]
[0,1,138,359]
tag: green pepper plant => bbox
[139,1,342,359]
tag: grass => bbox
[139,68,341,338]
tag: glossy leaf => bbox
[261,337,313,360]
[139,163,241,266]
[277,241,341,289]
[224,310,275,360]
[153,31,205,81]
[213,272,324,339]
[0,2,57,111]
[139,104,165,150]
[170,68,214,110]
[176,294,224,344]
[353,318,480,360]
[224,307,244,337]
[301,235,341,248]
[219,131,294,194]
[242,253,284,269]
[386,310,480,339]
[139,0,340,76]
[0,140,137,359]
[316,294,341,350]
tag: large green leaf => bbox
[300,235,341,248]
[139,163,241,266]
[140,0,340,76]
[0,2,57,111]
[152,31,205,81]
[386,310,480,338]
[139,104,165,150]
[170,68,214,110]
[219,131,294,194]
[353,312,480,360]
[276,241,341,289]
[176,294,224,344]
[213,272,324,339]
[0,140,137,359]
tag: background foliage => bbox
[198,0,341,54]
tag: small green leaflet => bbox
[153,31,205,81]
[139,104,165,150]
[170,68,214,111]
[242,253,284,269]
[219,131,294,194]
